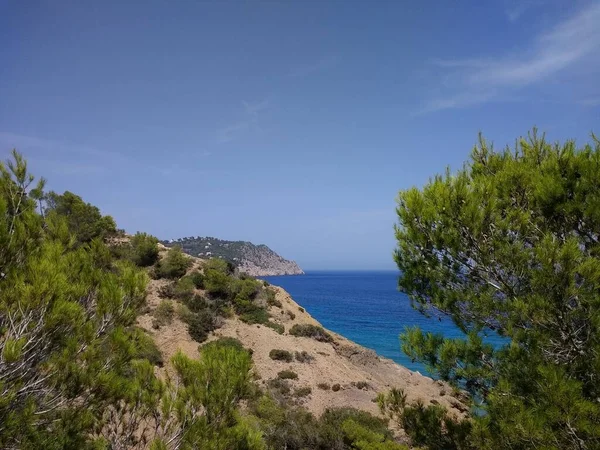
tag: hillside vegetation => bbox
[0,150,448,449]
[163,236,304,276]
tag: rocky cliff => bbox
[162,236,304,276]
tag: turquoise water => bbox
[264,271,501,376]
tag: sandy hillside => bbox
[137,249,467,421]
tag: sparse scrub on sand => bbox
[294,386,312,398]
[153,300,174,327]
[289,324,333,342]
[277,370,298,380]
[294,351,313,363]
[317,383,330,390]
[332,383,341,392]
[269,349,293,362]
[353,381,369,390]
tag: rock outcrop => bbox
[162,236,304,276]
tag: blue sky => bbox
[1,0,599,270]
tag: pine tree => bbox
[395,131,600,449]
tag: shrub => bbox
[265,321,284,334]
[156,246,192,279]
[153,300,174,326]
[268,378,291,396]
[317,383,330,390]
[204,265,233,299]
[188,270,205,289]
[239,306,270,325]
[269,349,293,362]
[294,351,313,363]
[277,370,298,380]
[265,288,281,308]
[353,381,369,390]
[130,232,159,267]
[289,324,333,342]
[45,190,117,244]
[294,386,311,397]
[286,310,296,320]
[186,310,217,343]
[202,337,247,354]
[182,293,209,313]
[332,383,341,392]
[319,407,394,444]
[132,328,164,367]
[298,307,305,313]
[176,303,195,323]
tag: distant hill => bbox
[162,236,304,276]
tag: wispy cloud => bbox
[289,56,339,78]
[506,0,545,22]
[418,2,600,113]
[217,99,269,143]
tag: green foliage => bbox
[0,152,150,447]
[251,397,400,450]
[153,300,175,327]
[45,190,116,244]
[186,310,217,343]
[277,370,298,380]
[295,350,314,363]
[269,349,293,362]
[377,388,470,450]
[395,130,600,448]
[189,270,205,289]
[265,321,284,334]
[130,232,159,266]
[155,246,192,279]
[265,288,281,307]
[203,337,247,354]
[289,324,333,342]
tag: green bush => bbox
[131,328,164,367]
[155,246,192,279]
[289,324,333,342]
[202,337,247,354]
[265,288,281,308]
[294,386,311,398]
[182,293,209,314]
[45,190,117,244]
[130,232,159,267]
[188,270,205,289]
[153,300,174,327]
[277,370,298,380]
[269,349,293,362]
[265,321,284,334]
[239,306,270,325]
[294,351,313,363]
[186,310,217,343]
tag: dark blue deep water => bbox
[264,271,501,377]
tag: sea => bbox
[264,270,503,377]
